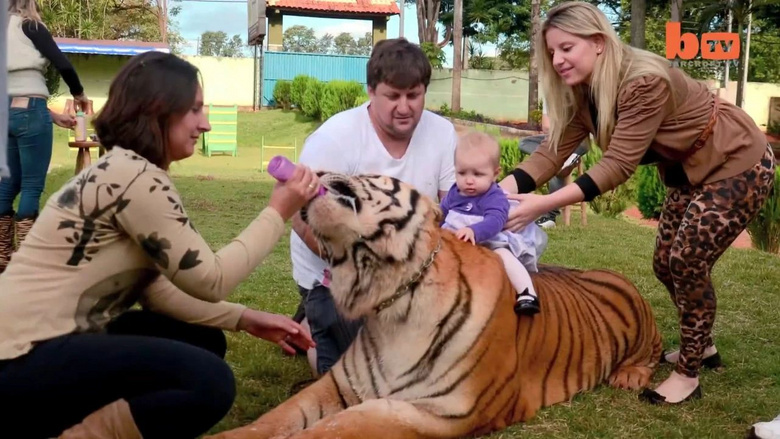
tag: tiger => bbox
[208,172,663,439]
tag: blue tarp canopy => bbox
[54,38,170,56]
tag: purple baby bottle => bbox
[267,156,326,196]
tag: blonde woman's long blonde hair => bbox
[9,0,43,24]
[538,1,672,153]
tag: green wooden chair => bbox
[202,104,238,157]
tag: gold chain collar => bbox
[373,238,442,314]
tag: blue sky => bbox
[175,0,496,67]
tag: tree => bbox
[333,32,372,56]
[416,0,452,47]
[693,0,780,106]
[452,0,463,111]
[37,0,185,53]
[630,0,647,48]
[282,25,335,54]
[198,31,246,57]
[528,0,540,122]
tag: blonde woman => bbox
[2,0,90,272]
[499,1,775,405]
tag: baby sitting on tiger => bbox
[440,131,548,315]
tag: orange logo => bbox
[665,22,740,60]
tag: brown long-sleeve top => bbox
[0,147,286,360]
[514,66,768,200]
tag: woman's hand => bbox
[73,93,90,112]
[268,164,321,220]
[51,111,76,129]
[504,193,552,232]
[237,309,315,355]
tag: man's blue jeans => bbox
[298,284,362,376]
[0,97,53,219]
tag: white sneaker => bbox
[750,415,780,439]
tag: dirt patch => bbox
[622,206,754,249]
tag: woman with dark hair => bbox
[0,51,320,438]
[2,0,90,273]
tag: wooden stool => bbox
[68,141,104,175]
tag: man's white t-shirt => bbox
[291,102,457,289]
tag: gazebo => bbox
[266,0,400,51]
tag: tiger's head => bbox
[301,172,443,319]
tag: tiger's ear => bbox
[430,201,443,224]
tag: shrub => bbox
[581,141,633,217]
[529,109,543,126]
[589,184,631,218]
[290,75,312,109]
[747,170,780,254]
[319,80,366,121]
[420,42,446,69]
[301,79,323,119]
[272,80,292,110]
[354,91,369,107]
[636,165,667,220]
[768,120,780,136]
[498,137,525,181]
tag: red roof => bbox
[268,0,400,16]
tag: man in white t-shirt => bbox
[290,38,457,376]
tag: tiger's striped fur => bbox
[208,173,662,439]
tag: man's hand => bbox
[237,309,315,355]
[455,227,476,244]
[292,212,324,258]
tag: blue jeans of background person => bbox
[299,284,362,376]
[518,134,589,219]
[0,97,53,219]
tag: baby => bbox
[440,131,548,316]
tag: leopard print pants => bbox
[653,144,776,378]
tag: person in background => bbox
[499,1,774,405]
[290,37,458,377]
[0,52,317,439]
[2,0,90,273]
[517,98,588,229]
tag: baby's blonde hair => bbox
[456,131,500,168]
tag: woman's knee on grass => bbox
[129,344,237,437]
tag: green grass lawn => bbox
[49,109,321,181]
[38,110,780,438]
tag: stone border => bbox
[446,117,541,138]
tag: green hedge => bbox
[636,165,667,220]
[279,74,367,122]
[272,80,292,111]
[747,170,780,254]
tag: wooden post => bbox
[579,160,587,226]
[563,173,572,226]
[562,160,588,226]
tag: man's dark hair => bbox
[93,51,201,169]
[367,38,432,90]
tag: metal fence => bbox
[261,51,369,106]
